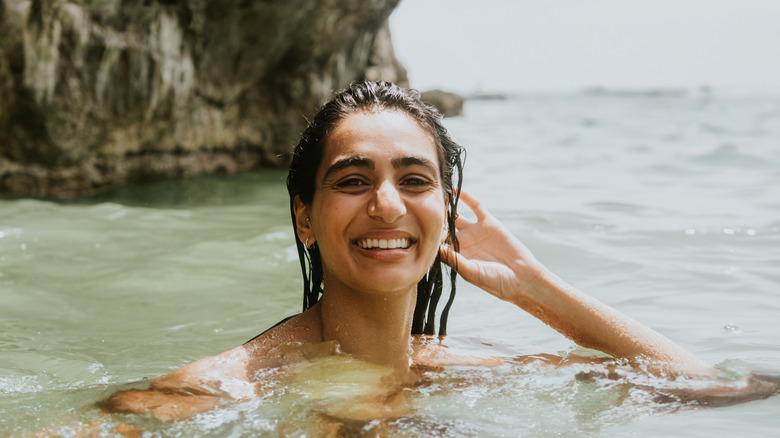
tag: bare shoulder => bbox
[242,306,324,367]
[144,307,323,390]
[100,308,323,420]
[99,344,255,420]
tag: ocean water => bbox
[1,92,779,436]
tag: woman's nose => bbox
[368,181,406,223]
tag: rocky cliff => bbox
[0,0,407,196]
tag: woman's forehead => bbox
[321,110,439,165]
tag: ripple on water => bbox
[688,143,778,169]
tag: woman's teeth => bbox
[357,238,411,250]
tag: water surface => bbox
[1,93,779,436]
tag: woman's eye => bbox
[336,178,368,188]
[402,177,433,187]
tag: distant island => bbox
[466,92,510,101]
[581,87,691,98]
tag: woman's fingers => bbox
[440,244,484,284]
[440,245,496,297]
[453,214,474,230]
[457,190,489,222]
[451,190,486,232]
[439,244,470,273]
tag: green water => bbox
[1,172,306,434]
[2,94,780,436]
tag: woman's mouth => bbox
[356,238,413,250]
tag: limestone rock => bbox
[363,20,408,88]
[0,0,407,196]
[420,89,464,118]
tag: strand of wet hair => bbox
[413,261,440,334]
[412,271,432,334]
[438,269,458,336]
[290,204,312,311]
[423,259,444,335]
[437,150,465,336]
[310,247,323,306]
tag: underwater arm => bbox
[440,191,713,377]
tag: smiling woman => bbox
[98,82,779,428]
[302,112,446,316]
[286,81,465,339]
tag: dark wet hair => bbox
[286,81,464,336]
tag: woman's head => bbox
[286,81,464,335]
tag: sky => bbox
[389,0,780,94]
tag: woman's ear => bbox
[293,195,315,247]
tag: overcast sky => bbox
[389,0,780,94]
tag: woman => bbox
[101,81,775,422]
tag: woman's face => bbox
[305,109,446,296]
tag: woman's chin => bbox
[346,270,424,295]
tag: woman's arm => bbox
[100,310,323,420]
[441,191,713,377]
[99,346,256,420]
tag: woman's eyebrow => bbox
[322,155,436,180]
[323,156,373,180]
[393,156,437,172]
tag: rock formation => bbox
[420,89,464,118]
[0,0,407,196]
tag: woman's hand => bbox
[440,191,714,377]
[440,190,544,303]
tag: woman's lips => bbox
[356,238,413,250]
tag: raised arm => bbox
[441,191,714,377]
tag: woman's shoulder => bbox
[151,309,322,387]
[241,307,325,367]
[101,309,326,419]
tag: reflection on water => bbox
[2,94,780,436]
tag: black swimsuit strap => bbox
[243,314,299,344]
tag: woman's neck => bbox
[319,283,416,372]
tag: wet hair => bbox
[286,81,464,336]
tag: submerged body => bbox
[101,93,778,424]
[102,296,780,423]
